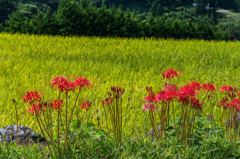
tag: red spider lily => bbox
[191,97,202,110]
[156,91,166,102]
[58,81,76,93]
[239,92,240,98]
[162,69,178,80]
[165,91,178,102]
[226,99,240,110]
[178,85,196,98]
[221,85,233,93]
[146,86,153,93]
[27,103,43,115]
[219,97,228,109]
[80,102,92,111]
[202,84,215,94]
[74,77,90,91]
[157,84,178,103]
[143,102,155,111]
[188,81,201,91]
[41,101,52,109]
[111,86,125,95]
[224,87,238,99]
[51,76,67,86]
[178,85,196,105]
[51,100,64,111]
[51,76,76,94]
[144,94,158,103]
[23,91,41,105]
[102,97,114,105]
[164,84,177,92]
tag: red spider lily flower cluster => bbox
[143,84,179,111]
[162,69,178,80]
[74,77,90,91]
[27,103,44,115]
[221,85,233,93]
[111,86,125,95]
[178,85,196,105]
[219,97,229,109]
[154,85,178,103]
[227,87,238,99]
[23,91,65,115]
[202,84,215,94]
[188,81,201,91]
[143,80,207,111]
[219,85,240,112]
[80,101,92,111]
[226,99,240,110]
[143,102,155,111]
[161,84,178,102]
[51,76,75,94]
[144,94,158,103]
[191,97,202,109]
[23,91,41,105]
[51,76,90,93]
[51,100,64,111]
[102,97,114,105]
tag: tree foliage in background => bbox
[1,0,239,40]
[0,0,18,25]
[18,4,39,19]
[4,10,28,33]
[2,0,229,41]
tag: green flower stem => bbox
[80,112,87,130]
[150,110,159,141]
[14,102,18,146]
[181,104,189,143]
[62,89,81,156]
[187,108,199,143]
[103,105,109,135]
[38,113,51,138]
[172,101,176,136]
[177,104,184,139]
[33,108,54,158]
[57,91,60,156]
[65,92,68,153]
[59,112,66,132]
[49,103,57,157]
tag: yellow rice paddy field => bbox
[1,32,240,136]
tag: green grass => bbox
[1,132,240,158]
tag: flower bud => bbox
[12,98,16,104]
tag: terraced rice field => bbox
[1,32,240,136]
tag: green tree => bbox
[186,19,196,39]
[123,9,141,37]
[17,4,39,19]
[43,7,59,35]
[156,3,163,16]
[150,0,159,16]
[29,7,58,35]
[4,11,28,33]
[28,11,45,34]
[57,0,87,36]
[194,0,205,14]
[112,5,126,37]
[0,23,4,32]
[0,0,17,25]
[214,1,218,11]
[171,19,182,39]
